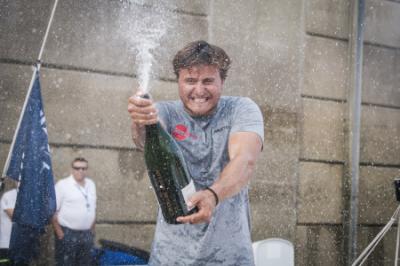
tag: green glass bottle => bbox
[143,94,197,224]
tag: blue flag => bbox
[6,70,56,263]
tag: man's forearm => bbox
[177,151,259,225]
[131,122,145,151]
[211,153,257,202]
[211,132,262,203]
[91,216,96,232]
[5,209,13,219]
[51,215,64,238]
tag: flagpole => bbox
[1,0,60,179]
[37,0,60,70]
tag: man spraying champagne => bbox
[128,40,264,266]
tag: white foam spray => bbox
[121,1,175,93]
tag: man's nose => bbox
[192,82,205,93]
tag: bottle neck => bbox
[145,122,161,139]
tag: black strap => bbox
[205,187,219,206]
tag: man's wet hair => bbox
[172,40,231,80]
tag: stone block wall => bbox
[1,0,399,265]
[299,0,400,265]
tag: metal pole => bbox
[351,205,400,265]
[37,0,60,69]
[1,0,60,178]
[344,0,365,265]
[395,212,400,266]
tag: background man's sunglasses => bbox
[72,166,88,171]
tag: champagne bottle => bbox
[142,94,197,224]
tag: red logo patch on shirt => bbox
[172,124,197,141]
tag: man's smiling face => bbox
[178,64,223,117]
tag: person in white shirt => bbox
[52,157,96,266]
[0,180,18,265]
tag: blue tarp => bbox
[93,239,149,265]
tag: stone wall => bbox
[0,0,399,265]
[298,0,400,265]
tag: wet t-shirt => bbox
[149,96,264,266]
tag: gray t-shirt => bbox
[149,96,264,266]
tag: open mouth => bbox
[189,97,210,103]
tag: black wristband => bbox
[205,187,219,206]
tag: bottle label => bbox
[181,180,196,211]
